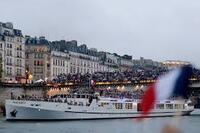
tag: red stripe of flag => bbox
[138,84,156,120]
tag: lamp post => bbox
[25,70,28,84]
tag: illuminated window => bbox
[125,103,133,109]
[113,103,123,109]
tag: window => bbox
[34,53,37,58]
[125,103,133,109]
[37,61,40,66]
[19,45,22,50]
[6,49,9,56]
[175,104,184,109]
[6,58,12,65]
[16,68,22,76]
[101,102,109,107]
[166,104,173,109]
[6,67,9,75]
[53,67,55,76]
[113,103,123,109]
[58,60,60,66]
[53,59,55,65]
[70,66,73,73]
[156,104,164,109]
[6,67,12,75]
[17,52,19,57]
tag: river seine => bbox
[0,110,199,133]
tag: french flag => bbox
[140,65,193,117]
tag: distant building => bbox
[51,40,104,74]
[98,52,119,72]
[162,60,190,69]
[117,54,133,71]
[25,36,51,82]
[0,35,5,81]
[0,22,25,83]
[50,51,70,79]
[133,57,163,69]
[69,50,101,74]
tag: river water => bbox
[0,110,200,133]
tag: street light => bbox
[25,70,29,84]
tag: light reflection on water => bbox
[0,110,200,133]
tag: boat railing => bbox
[10,96,93,106]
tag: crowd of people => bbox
[51,66,200,84]
[51,67,168,84]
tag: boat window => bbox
[113,103,123,109]
[166,104,173,109]
[78,102,83,106]
[156,104,164,109]
[101,102,109,107]
[125,103,133,109]
[175,104,182,109]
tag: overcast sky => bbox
[1,0,200,66]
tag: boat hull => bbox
[5,100,193,121]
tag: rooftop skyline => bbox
[0,0,199,67]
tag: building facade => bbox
[69,51,100,74]
[25,36,51,82]
[98,52,119,72]
[0,35,5,81]
[117,55,133,72]
[50,51,70,79]
[0,22,25,83]
[133,57,163,69]
[162,60,190,69]
[51,40,106,74]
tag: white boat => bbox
[5,94,194,121]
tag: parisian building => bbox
[162,60,190,69]
[117,54,133,71]
[133,57,163,69]
[25,36,51,82]
[0,22,25,83]
[98,52,119,72]
[51,40,106,74]
[0,21,166,84]
[50,50,70,79]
